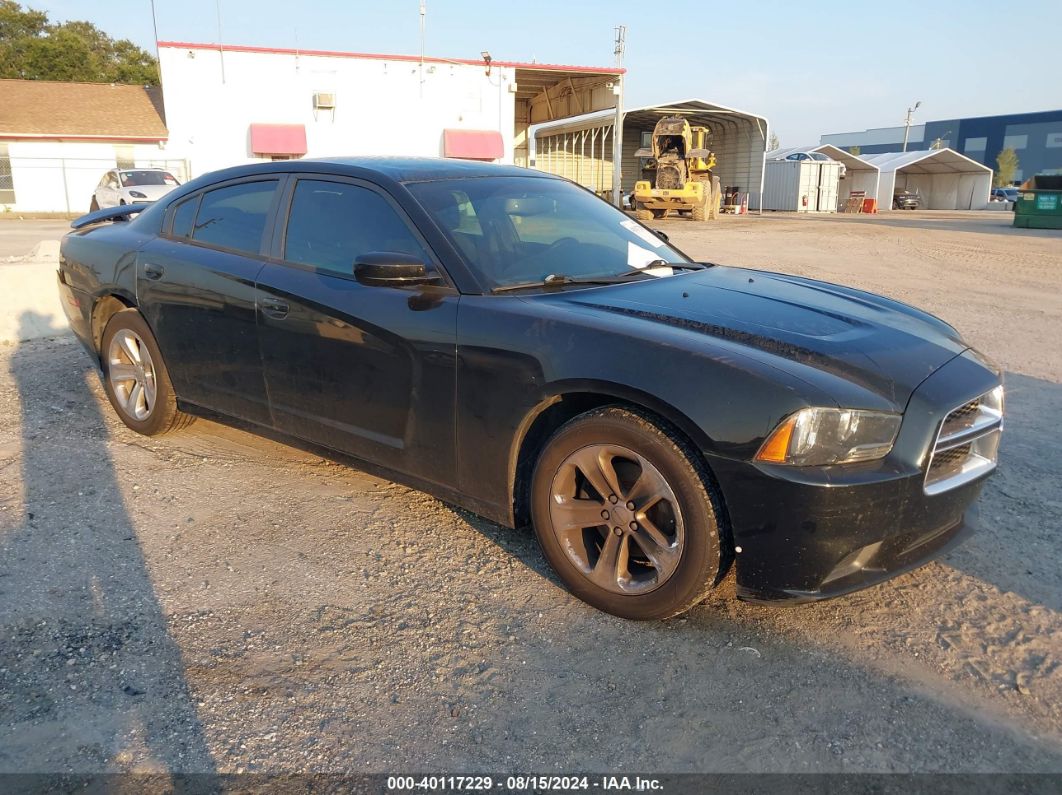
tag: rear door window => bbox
[191,180,278,255]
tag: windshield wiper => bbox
[491,262,711,294]
[491,273,649,293]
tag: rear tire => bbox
[530,406,725,620]
[100,309,195,436]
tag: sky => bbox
[25,0,1062,146]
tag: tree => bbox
[768,132,780,151]
[995,148,1020,187]
[0,1,158,84]
[848,146,861,156]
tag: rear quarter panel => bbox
[59,222,159,356]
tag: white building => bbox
[0,79,182,214]
[156,40,622,178]
[0,43,621,213]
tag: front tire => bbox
[100,309,195,436]
[530,406,725,620]
[634,201,653,221]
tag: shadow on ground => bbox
[0,312,216,774]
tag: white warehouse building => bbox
[156,40,623,178]
[0,42,622,213]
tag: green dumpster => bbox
[1014,175,1062,230]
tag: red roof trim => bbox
[0,133,167,142]
[158,41,625,75]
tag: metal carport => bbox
[862,149,993,210]
[814,145,881,210]
[531,98,769,208]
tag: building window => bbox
[0,144,14,204]
[114,145,135,169]
[964,137,987,152]
[1003,134,1028,150]
[1046,132,1062,148]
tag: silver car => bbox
[89,168,181,211]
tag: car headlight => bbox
[128,191,147,199]
[755,407,901,466]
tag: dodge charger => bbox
[57,158,1004,619]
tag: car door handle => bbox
[260,297,289,319]
[143,263,165,280]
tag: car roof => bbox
[182,157,560,187]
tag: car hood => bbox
[555,266,968,407]
[120,184,176,201]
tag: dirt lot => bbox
[0,211,1060,776]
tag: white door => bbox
[798,162,817,213]
[817,163,839,212]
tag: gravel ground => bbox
[0,211,1060,776]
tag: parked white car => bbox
[89,168,181,211]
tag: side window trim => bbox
[161,175,286,259]
[271,174,454,288]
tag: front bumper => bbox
[710,350,1002,605]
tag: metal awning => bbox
[249,123,307,156]
[443,129,504,160]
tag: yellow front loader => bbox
[632,115,721,222]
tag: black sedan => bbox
[57,158,1004,620]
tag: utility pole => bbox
[418,0,426,96]
[149,0,162,92]
[901,100,921,152]
[216,0,226,84]
[611,25,626,208]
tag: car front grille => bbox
[924,386,1004,495]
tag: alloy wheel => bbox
[547,444,684,595]
[107,329,157,421]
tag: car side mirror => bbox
[353,252,440,287]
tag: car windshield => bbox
[407,176,691,290]
[120,170,178,187]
